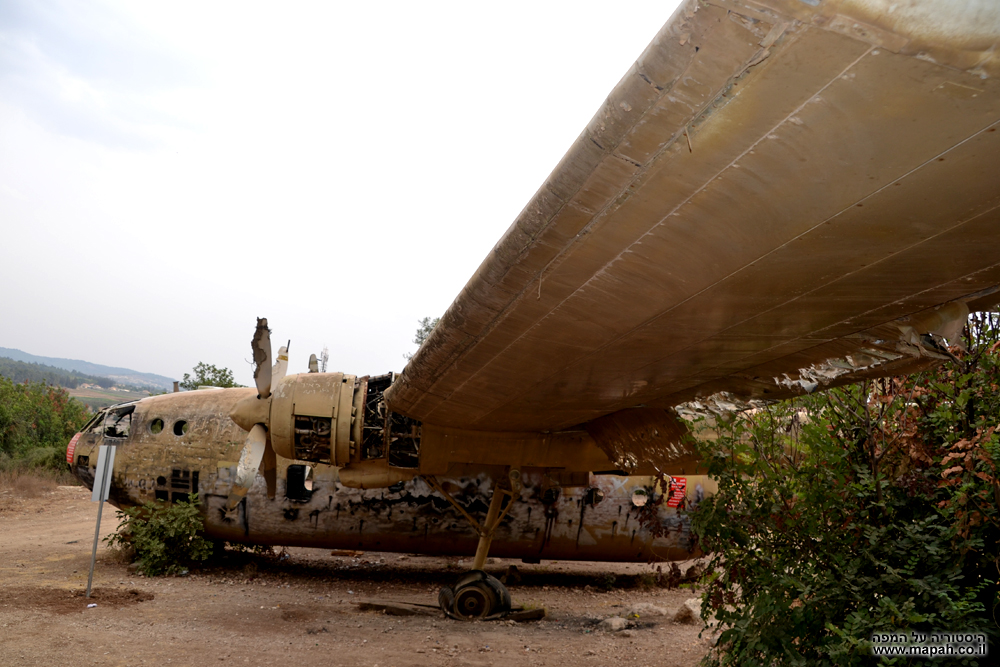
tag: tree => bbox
[179,363,242,391]
[0,357,115,389]
[403,317,440,361]
[0,376,88,465]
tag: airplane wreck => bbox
[69,0,1000,621]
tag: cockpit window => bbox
[82,412,104,434]
[104,405,135,439]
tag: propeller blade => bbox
[260,437,277,500]
[225,423,267,510]
[270,342,289,394]
[252,317,272,399]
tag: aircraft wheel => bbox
[438,570,511,621]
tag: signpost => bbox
[86,443,116,598]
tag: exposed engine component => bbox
[266,371,420,472]
[293,415,331,461]
[226,319,421,495]
[268,372,356,466]
[360,373,421,469]
[387,410,420,469]
[362,374,390,460]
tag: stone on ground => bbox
[673,598,702,625]
[599,616,628,632]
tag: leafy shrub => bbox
[22,446,70,471]
[106,494,213,576]
[0,376,88,464]
[692,314,1000,666]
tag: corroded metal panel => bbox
[198,469,707,563]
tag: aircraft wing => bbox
[385,0,1000,441]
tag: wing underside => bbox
[386,0,1000,441]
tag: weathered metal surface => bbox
[416,424,665,476]
[386,0,1000,447]
[70,390,711,563]
[585,407,696,474]
[268,372,353,465]
[205,467,701,562]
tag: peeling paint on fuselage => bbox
[70,389,710,563]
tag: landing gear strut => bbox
[425,468,521,620]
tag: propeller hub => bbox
[230,394,271,432]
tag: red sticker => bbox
[66,433,81,464]
[666,476,687,508]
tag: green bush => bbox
[22,446,70,471]
[0,376,88,464]
[693,314,999,666]
[106,494,214,576]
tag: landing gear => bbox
[425,468,522,620]
[438,570,511,620]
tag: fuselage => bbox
[68,387,711,562]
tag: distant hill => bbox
[0,357,119,389]
[0,347,175,390]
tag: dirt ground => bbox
[0,485,713,667]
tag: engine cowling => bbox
[268,373,363,467]
[229,371,420,489]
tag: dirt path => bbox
[0,486,712,667]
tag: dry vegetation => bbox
[0,468,77,501]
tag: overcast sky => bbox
[0,0,682,386]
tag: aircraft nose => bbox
[66,433,81,465]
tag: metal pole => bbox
[86,445,113,598]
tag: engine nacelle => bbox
[229,371,420,488]
[268,373,363,467]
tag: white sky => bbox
[0,0,682,386]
